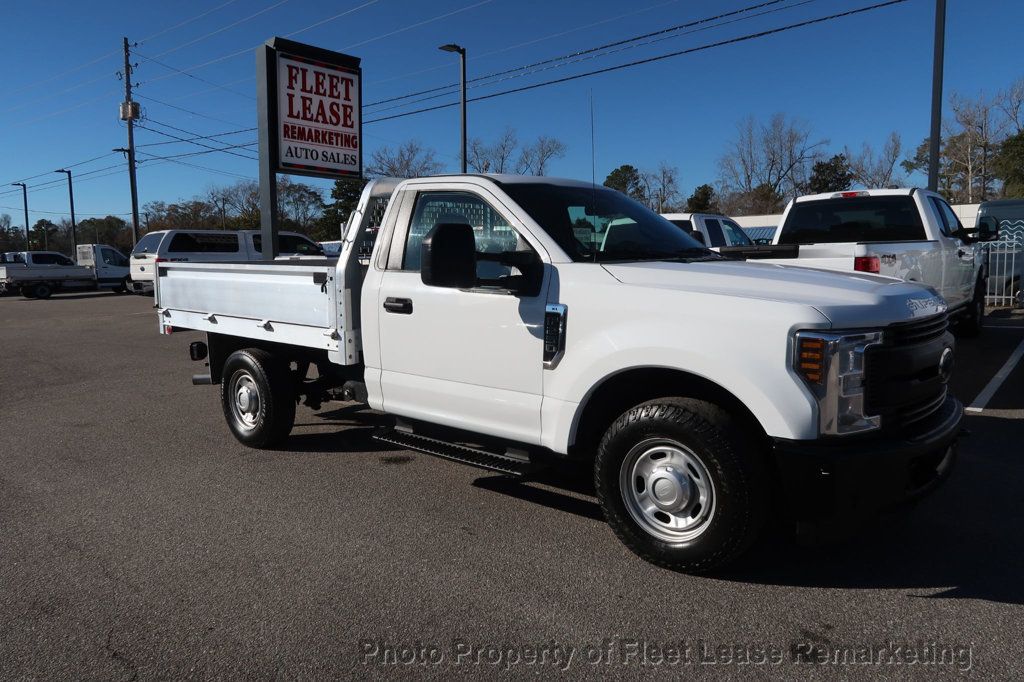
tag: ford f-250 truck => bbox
[719,189,998,336]
[155,175,962,572]
[0,244,129,298]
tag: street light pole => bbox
[11,183,29,250]
[927,0,947,192]
[54,169,78,249]
[439,43,467,173]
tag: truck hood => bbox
[601,260,946,327]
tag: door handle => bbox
[383,297,413,314]
[957,249,965,257]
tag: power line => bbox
[5,0,244,106]
[367,0,819,117]
[365,0,797,109]
[136,127,256,148]
[150,0,292,59]
[138,0,243,44]
[365,0,909,125]
[371,0,684,87]
[139,119,259,160]
[135,51,255,99]
[4,152,118,186]
[135,94,250,127]
[343,0,493,51]
[136,142,259,162]
[136,151,257,181]
[0,204,131,217]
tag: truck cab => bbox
[661,212,754,251]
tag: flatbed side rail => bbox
[156,261,343,353]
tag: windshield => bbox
[500,183,712,262]
[779,196,925,244]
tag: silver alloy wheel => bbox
[228,370,261,431]
[619,438,716,543]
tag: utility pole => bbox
[927,0,946,192]
[11,183,29,250]
[121,37,141,244]
[54,169,77,248]
[439,44,467,173]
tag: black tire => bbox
[956,280,985,338]
[220,349,296,448]
[114,277,129,294]
[595,398,768,573]
[31,283,53,299]
[20,286,36,299]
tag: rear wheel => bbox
[30,283,53,299]
[595,398,768,573]
[220,349,296,448]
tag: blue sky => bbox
[1,0,1022,226]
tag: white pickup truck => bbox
[155,175,963,572]
[0,244,129,298]
[661,212,754,250]
[719,189,998,335]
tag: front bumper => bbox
[772,394,963,523]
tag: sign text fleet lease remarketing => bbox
[277,54,360,177]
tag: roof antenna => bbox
[589,89,596,188]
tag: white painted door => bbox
[376,189,547,445]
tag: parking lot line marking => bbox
[966,338,1024,413]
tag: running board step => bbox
[374,428,535,477]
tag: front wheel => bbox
[956,280,985,338]
[220,349,296,448]
[595,398,767,573]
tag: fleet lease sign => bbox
[277,54,360,177]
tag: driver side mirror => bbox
[689,231,706,245]
[421,223,477,289]
[975,216,1000,242]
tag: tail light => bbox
[854,256,880,273]
[154,257,167,263]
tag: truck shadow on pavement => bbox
[475,414,1024,606]
[283,404,402,453]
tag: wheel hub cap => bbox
[650,466,692,512]
[619,440,717,543]
[230,373,260,429]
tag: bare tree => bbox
[997,77,1024,135]
[517,136,567,175]
[947,93,1003,202]
[641,163,681,212]
[367,140,443,178]
[467,128,519,173]
[846,132,905,188]
[718,113,826,211]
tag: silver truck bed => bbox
[157,259,347,358]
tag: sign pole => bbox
[257,44,280,261]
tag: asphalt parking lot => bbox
[1,292,1022,678]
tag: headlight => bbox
[793,330,883,435]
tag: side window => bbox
[101,248,121,266]
[401,191,530,280]
[703,218,726,247]
[668,219,694,233]
[168,233,239,253]
[721,219,752,246]
[930,197,962,237]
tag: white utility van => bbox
[129,229,324,293]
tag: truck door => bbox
[375,187,547,445]
[98,246,129,284]
[928,196,974,307]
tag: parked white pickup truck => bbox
[661,212,754,250]
[155,175,963,572]
[720,189,998,335]
[0,244,129,298]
